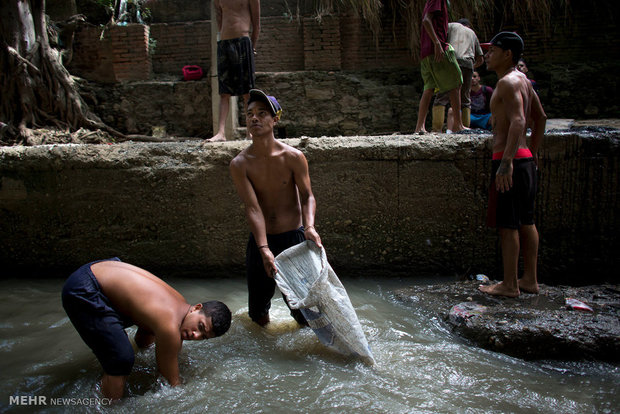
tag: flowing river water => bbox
[0,276,618,413]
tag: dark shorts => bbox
[246,227,307,324]
[217,36,256,96]
[61,257,135,376]
[487,158,537,229]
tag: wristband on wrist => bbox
[304,225,315,232]
[258,244,269,250]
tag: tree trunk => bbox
[0,0,122,145]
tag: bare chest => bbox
[247,159,294,194]
[221,0,251,20]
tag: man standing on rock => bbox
[479,32,547,298]
[230,89,322,326]
[207,0,260,142]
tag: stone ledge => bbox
[1,132,618,283]
[393,282,620,361]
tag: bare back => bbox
[234,141,303,234]
[215,0,258,41]
[489,69,535,153]
[92,261,186,334]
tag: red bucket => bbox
[182,65,203,81]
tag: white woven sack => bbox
[274,240,375,364]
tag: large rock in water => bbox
[393,281,620,361]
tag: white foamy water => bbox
[0,276,618,413]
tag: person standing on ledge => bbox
[62,258,231,400]
[230,89,322,326]
[414,0,467,134]
[207,0,260,142]
[432,18,484,132]
[479,32,547,298]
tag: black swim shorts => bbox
[487,158,538,229]
[217,36,256,96]
[246,228,307,325]
[61,257,135,376]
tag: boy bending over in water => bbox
[62,258,231,399]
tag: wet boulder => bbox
[393,281,620,361]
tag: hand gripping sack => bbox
[274,241,375,364]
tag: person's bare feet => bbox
[451,125,470,133]
[205,132,226,143]
[414,129,427,135]
[518,279,539,294]
[479,282,520,298]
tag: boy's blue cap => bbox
[248,89,283,119]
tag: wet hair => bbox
[200,300,232,337]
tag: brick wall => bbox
[255,17,305,72]
[340,15,414,70]
[517,3,620,66]
[69,24,152,83]
[150,21,211,76]
[303,16,342,71]
[108,25,152,82]
[147,0,210,23]
[69,16,416,81]
[68,25,115,83]
[68,6,619,82]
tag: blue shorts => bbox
[470,113,492,129]
[246,228,307,325]
[61,258,135,376]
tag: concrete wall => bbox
[90,79,213,137]
[84,68,620,140]
[1,133,618,284]
[85,71,417,138]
